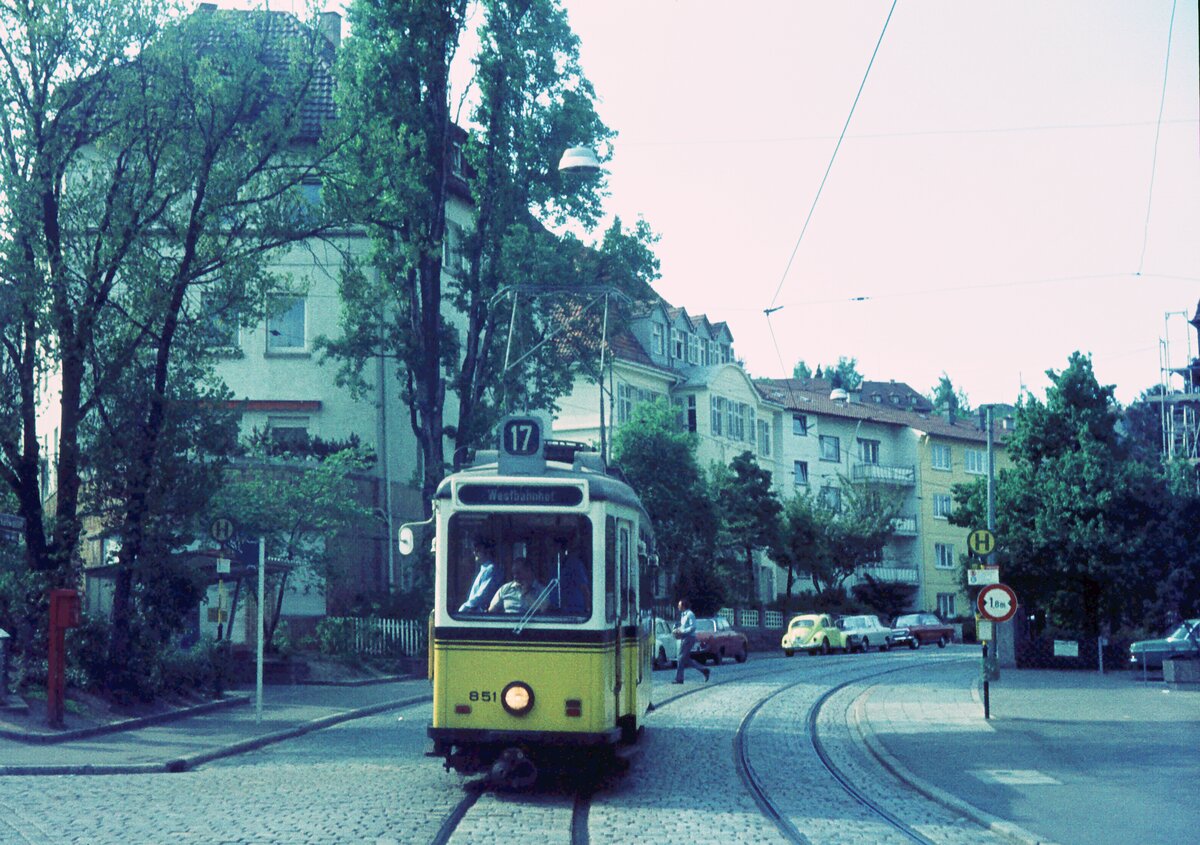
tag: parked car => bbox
[781,613,846,656]
[891,612,955,649]
[837,614,893,653]
[652,617,684,669]
[692,616,749,664]
[1129,619,1200,670]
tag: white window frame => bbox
[965,448,986,475]
[935,543,955,569]
[266,294,307,353]
[672,328,684,360]
[819,434,840,463]
[933,494,953,519]
[931,443,952,470]
[758,419,771,456]
[858,438,880,464]
[793,460,808,487]
[652,323,665,356]
[793,414,808,436]
[710,396,725,436]
[820,485,842,513]
[937,593,956,618]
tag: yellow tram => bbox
[423,415,654,785]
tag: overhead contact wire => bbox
[768,0,899,309]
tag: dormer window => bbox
[651,323,665,356]
[687,334,700,365]
[671,328,684,360]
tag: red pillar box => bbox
[47,589,81,729]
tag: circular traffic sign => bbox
[977,582,1018,623]
[968,528,996,556]
[210,517,236,544]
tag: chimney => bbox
[319,11,342,49]
[198,2,217,11]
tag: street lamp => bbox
[557,145,601,174]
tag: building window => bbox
[935,543,955,569]
[266,295,306,352]
[710,396,725,436]
[443,220,469,276]
[931,443,952,470]
[758,419,771,456]
[937,593,956,618]
[617,383,633,425]
[721,343,732,363]
[675,395,697,433]
[820,486,842,512]
[965,448,986,475]
[267,416,309,451]
[687,334,700,365]
[672,328,684,360]
[201,293,238,349]
[793,460,808,487]
[933,494,952,519]
[652,323,665,356]
[793,414,808,436]
[819,435,840,462]
[858,438,880,464]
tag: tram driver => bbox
[458,537,502,613]
[488,557,545,614]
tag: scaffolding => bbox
[1158,304,1200,464]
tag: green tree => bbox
[0,4,338,685]
[930,373,972,420]
[323,0,469,508]
[951,353,1179,636]
[772,481,901,595]
[792,360,813,380]
[611,400,718,602]
[209,446,373,651]
[713,452,782,606]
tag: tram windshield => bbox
[447,513,594,623]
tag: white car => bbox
[652,617,683,669]
[836,614,893,653]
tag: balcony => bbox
[890,516,917,536]
[857,564,919,584]
[851,463,916,485]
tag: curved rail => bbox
[731,663,943,845]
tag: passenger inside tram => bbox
[488,558,545,614]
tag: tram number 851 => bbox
[469,690,497,703]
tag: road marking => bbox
[973,769,1061,785]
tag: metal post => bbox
[598,293,610,465]
[257,537,265,724]
[982,642,990,719]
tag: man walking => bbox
[673,598,710,684]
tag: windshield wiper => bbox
[513,578,559,635]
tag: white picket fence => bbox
[329,617,426,657]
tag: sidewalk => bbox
[0,676,432,776]
[854,656,1200,845]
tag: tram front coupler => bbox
[489,746,538,790]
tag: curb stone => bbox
[850,684,1060,845]
[0,694,251,744]
[0,693,432,777]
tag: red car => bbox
[891,612,954,648]
[692,617,749,664]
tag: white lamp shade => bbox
[557,145,601,173]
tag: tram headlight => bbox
[501,681,535,717]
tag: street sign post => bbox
[977,583,1018,623]
[967,566,1000,587]
[209,517,236,545]
[967,527,996,557]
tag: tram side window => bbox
[618,524,631,620]
[605,517,616,622]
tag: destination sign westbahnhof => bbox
[456,484,584,507]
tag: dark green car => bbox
[1129,619,1199,670]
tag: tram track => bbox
[424,651,965,845]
